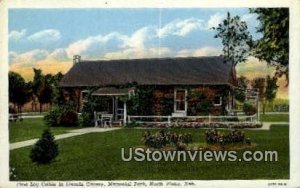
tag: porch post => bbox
[115,97,118,121]
[123,102,127,125]
[112,97,115,120]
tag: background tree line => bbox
[9,69,64,114]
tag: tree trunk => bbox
[40,103,43,113]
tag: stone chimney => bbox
[73,55,81,64]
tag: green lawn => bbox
[10,126,289,180]
[9,118,79,143]
[259,113,289,122]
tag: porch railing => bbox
[127,115,171,125]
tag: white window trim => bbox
[214,96,222,106]
[174,89,187,113]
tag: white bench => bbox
[94,112,113,128]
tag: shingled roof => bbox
[59,56,237,87]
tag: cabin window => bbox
[175,89,186,111]
[214,96,222,106]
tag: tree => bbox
[9,71,32,113]
[251,76,278,114]
[212,12,252,66]
[234,76,249,102]
[30,129,59,164]
[250,8,289,83]
[32,68,44,113]
[32,69,60,113]
[265,75,279,108]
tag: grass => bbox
[9,118,80,143]
[10,126,289,180]
[260,113,289,122]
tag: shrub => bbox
[80,91,111,127]
[44,101,78,127]
[125,120,140,128]
[60,111,78,126]
[44,106,63,127]
[30,129,59,164]
[187,90,214,115]
[243,103,257,115]
[234,89,246,102]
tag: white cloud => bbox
[65,27,156,58]
[121,27,154,50]
[157,18,205,38]
[9,49,49,65]
[27,29,61,43]
[207,13,225,29]
[65,32,124,58]
[9,29,27,41]
[102,47,172,60]
[48,48,69,61]
[176,47,222,57]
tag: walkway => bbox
[10,127,121,150]
[258,121,289,130]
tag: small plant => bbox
[246,138,251,145]
[9,167,17,180]
[125,120,140,128]
[30,129,59,164]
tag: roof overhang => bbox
[83,87,135,96]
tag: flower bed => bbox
[137,122,262,129]
[205,129,247,145]
[143,130,192,150]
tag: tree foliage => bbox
[265,75,279,103]
[234,76,249,102]
[9,71,32,113]
[212,12,252,66]
[32,69,64,112]
[250,8,289,82]
[251,76,278,114]
[30,129,59,164]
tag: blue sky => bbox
[9,8,260,56]
[8,8,272,80]
[9,8,288,99]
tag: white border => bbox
[1,0,299,187]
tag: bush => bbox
[30,129,59,164]
[44,106,63,127]
[44,102,78,127]
[80,91,111,127]
[243,103,257,115]
[60,111,78,126]
[125,120,140,128]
